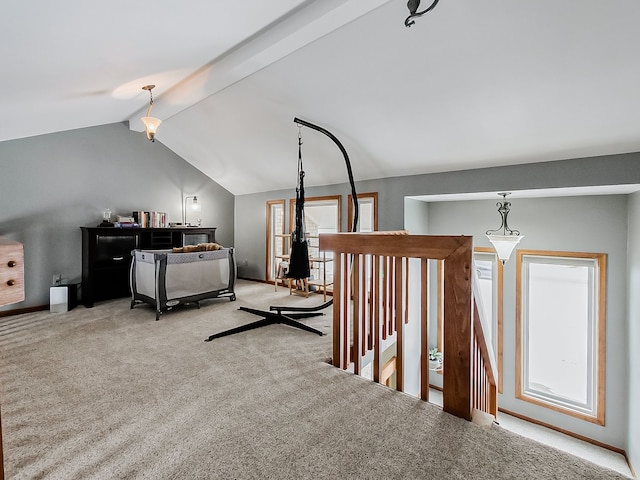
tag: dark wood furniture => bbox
[80,227,216,307]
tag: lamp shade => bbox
[141,116,162,141]
[486,234,524,264]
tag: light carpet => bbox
[0,280,631,479]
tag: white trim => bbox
[521,254,599,416]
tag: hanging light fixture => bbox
[486,192,524,264]
[141,85,161,142]
[405,0,441,27]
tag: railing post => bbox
[442,240,473,421]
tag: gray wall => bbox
[236,153,640,280]
[404,197,429,234]
[0,122,234,311]
[628,191,640,474]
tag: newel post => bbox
[442,238,473,420]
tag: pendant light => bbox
[405,0,441,27]
[486,192,524,264]
[141,85,161,142]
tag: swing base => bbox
[204,300,332,341]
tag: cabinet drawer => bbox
[0,240,25,307]
[94,234,139,267]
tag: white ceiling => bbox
[3,0,640,195]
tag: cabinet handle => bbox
[113,256,124,261]
[6,279,15,286]
[7,260,16,267]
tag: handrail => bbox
[320,232,483,421]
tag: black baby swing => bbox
[205,118,358,341]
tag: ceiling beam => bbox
[127,0,391,134]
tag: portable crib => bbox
[130,247,236,320]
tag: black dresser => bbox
[80,227,216,307]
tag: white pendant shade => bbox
[486,234,524,264]
[141,116,162,141]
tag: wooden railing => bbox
[319,232,498,421]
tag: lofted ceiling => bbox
[2,1,640,195]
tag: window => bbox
[516,250,606,425]
[265,200,285,282]
[348,192,378,232]
[289,195,341,237]
[289,195,341,280]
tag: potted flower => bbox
[428,347,442,371]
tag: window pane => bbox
[358,200,374,232]
[523,258,594,409]
[301,198,339,279]
[472,249,502,392]
[348,193,377,233]
[267,202,284,281]
[474,258,494,347]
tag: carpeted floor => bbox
[0,280,632,479]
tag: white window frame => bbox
[516,250,606,425]
[265,200,285,282]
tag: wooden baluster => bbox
[489,378,498,417]
[387,256,394,335]
[485,369,489,413]
[368,254,375,351]
[360,254,367,354]
[476,352,480,411]
[471,339,475,409]
[479,350,484,411]
[420,258,430,402]
[343,253,351,369]
[332,252,343,369]
[405,257,410,324]
[395,256,404,392]
[373,254,381,383]
[472,341,476,410]
[393,256,398,334]
[481,351,484,411]
[484,366,491,413]
[352,254,361,374]
[382,256,388,341]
